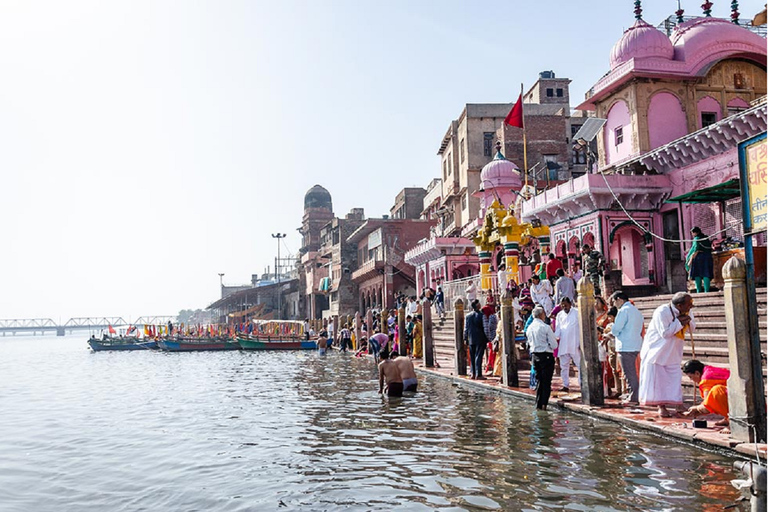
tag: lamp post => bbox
[272,233,286,319]
[218,273,225,298]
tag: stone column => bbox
[398,304,407,356]
[577,277,604,406]
[332,315,339,345]
[380,310,388,336]
[422,298,434,368]
[354,312,361,352]
[504,241,520,285]
[500,290,519,387]
[724,256,767,442]
[454,298,467,376]
[366,310,373,340]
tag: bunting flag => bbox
[126,325,136,335]
[504,92,524,128]
[108,324,116,335]
[144,325,150,336]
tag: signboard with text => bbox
[740,133,767,234]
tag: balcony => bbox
[351,258,385,282]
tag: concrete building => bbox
[298,185,334,320]
[407,71,581,294]
[390,187,427,220]
[521,8,767,294]
[347,218,434,312]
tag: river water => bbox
[0,334,746,511]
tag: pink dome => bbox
[671,17,766,70]
[610,19,674,69]
[480,150,521,191]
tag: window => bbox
[727,105,747,116]
[460,138,465,163]
[447,153,452,174]
[443,160,447,180]
[483,132,494,157]
[571,124,581,137]
[701,112,717,128]
[556,88,563,97]
[546,88,554,97]
[461,193,467,210]
[614,125,624,146]
[572,149,586,164]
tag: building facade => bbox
[522,9,767,294]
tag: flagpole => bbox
[521,83,529,192]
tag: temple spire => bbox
[731,1,740,23]
[702,1,713,16]
[676,0,685,23]
[634,0,643,20]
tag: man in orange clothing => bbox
[681,359,730,430]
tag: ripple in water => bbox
[0,335,745,511]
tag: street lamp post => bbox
[218,273,225,298]
[272,233,286,319]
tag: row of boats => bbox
[88,320,316,352]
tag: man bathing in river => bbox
[394,354,418,392]
[378,346,403,397]
[317,331,328,355]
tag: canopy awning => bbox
[667,179,741,204]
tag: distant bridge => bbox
[0,316,176,336]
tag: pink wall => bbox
[648,92,688,150]
[604,100,633,165]
[697,96,721,128]
[727,97,750,109]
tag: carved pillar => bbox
[478,250,493,292]
[332,315,339,344]
[724,256,767,442]
[500,290,519,387]
[453,298,467,376]
[366,309,373,341]
[423,298,434,368]
[577,277,604,406]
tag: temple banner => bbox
[739,133,768,233]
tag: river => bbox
[0,334,746,511]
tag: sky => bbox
[0,0,764,321]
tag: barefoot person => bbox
[639,292,695,418]
[681,360,730,431]
[378,346,403,397]
[317,331,328,356]
[394,354,418,392]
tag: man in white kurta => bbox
[639,292,695,417]
[530,275,554,315]
[553,297,580,391]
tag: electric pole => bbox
[272,233,286,319]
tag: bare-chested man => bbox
[378,346,403,397]
[394,355,418,392]
[317,331,328,355]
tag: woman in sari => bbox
[685,227,714,293]
[682,359,730,430]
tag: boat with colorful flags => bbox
[157,337,240,351]
[236,320,315,350]
[87,336,158,351]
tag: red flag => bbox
[504,92,524,128]
[108,324,116,335]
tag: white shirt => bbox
[554,307,580,357]
[466,283,477,302]
[407,301,419,316]
[527,318,558,353]
[641,303,696,367]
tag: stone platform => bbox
[414,361,767,462]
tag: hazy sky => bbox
[0,0,763,320]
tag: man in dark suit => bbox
[464,299,489,380]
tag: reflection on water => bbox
[0,335,745,511]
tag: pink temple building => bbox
[522,5,767,294]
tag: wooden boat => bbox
[237,320,315,350]
[236,334,316,350]
[88,337,158,351]
[157,337,241,352]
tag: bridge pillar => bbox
[56,327,65,337]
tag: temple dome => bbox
[671,17,767,70]
[609,19,674,69]
[304,185,332,210]
[480,148,522,192]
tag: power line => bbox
[596,169,739,244]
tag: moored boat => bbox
[236,320,315,350]
[157,337,240,352]
[88,337,158,351]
